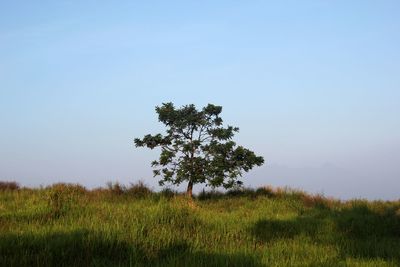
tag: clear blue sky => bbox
[1,1,399,199]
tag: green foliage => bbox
[1,185,400,266]
[135,103,264,195]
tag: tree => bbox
[134,103,264,198]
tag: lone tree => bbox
[134,103,264,198]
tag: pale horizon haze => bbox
[1,1,399,200]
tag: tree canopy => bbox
[134,103,264,197]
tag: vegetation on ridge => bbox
[1,181,400,266]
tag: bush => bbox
[226,187,256,198]
[197,189,224,200]
[255,186,276,197]
[46,183,86,217]
[0,181,20,191]
[126,181,152,198]
[106,181,126,195]
[159,188,178,199]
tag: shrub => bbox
[106,181,126,195]
[226,187,256,198]
[0,181,20,191]
[46,183,86,217]
[159,188,178,199]
[126,181,152,198]
[255,186,275,197]
[197,189,224,200]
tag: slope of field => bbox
[0,184,399,266]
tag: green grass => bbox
[0,183,400,266]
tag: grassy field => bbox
[0,182,400,267]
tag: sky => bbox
[1,1,399,200]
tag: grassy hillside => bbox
[1,182,400,266]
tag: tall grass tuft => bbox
[46,183,86,217]
[106,181,126,195]
[126,180,152,198]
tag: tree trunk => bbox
[186,180,193,198]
